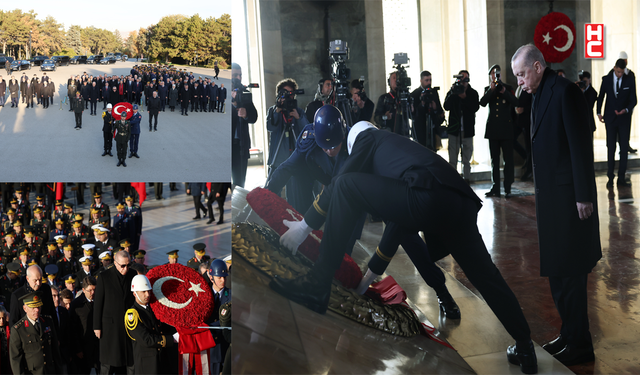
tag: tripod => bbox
[335,96,354,129]
[394,94,414,138]
[265,112,299,185]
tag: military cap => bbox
[64,203,73,209]
[20,292,44,308]
[74,214,84,221]
[125,195,134,201]
[55,235,67,243]
[72,221,82,228]
[45,264,59,278]
[63,274,76,284]
[93,193,102,198]
[36,195,44,201]
[6,209,15,214]
[55,200,63,206]
[193,243,206,255]
[63,244,74,252]
[116,202,124,209]
[99,217,109,224]
[47,242,57,250]
[133,250,146,259]
[4,230,15,238]
[132,104,139,110]
[55,218,64,225]
[13,221,22,227]
[167,250,179,258]
[119,239,131,248]
[19,247,29,256]
[33,207,43,214]
[121,112,127,118]
[99,251,113,260]
[24,231,35,238]
[9,199,17,204]
[7,262,20,274]
[28,259,38,266]
[82,244,95,255]
[14,189,23,194]
[79,256,93,265]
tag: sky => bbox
[4,0,231,38]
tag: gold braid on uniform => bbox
[125,308,140,340]
[375,247,393,263]
[312,188,327,217]
[158,335,167,348]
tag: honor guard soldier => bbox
[103,103,115,156]
[0,263,21,309]
[125,275,174,375]
[44,264,59,287]
[206,259,231,375]
[187,243,210,271]
[90,193,111,219]
[2,231,18,264]
[166,250,179,265]
[129,104,142,159]
[124,196,142,250]
[115,112,132,167]
[132,250,147,273]
[10,291,63,374]
[76,256,95,286]
[31,208,51,239]
[57,244,79,279]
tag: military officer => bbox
[115,112,131,167]
[30,208,51,239]
[129,104,142,158]
[73,91,85,129]
[0,263,21,310]
[125,275,173,375]
[118,239,132,254]
[113,203,134,244]
[57,244,79,279]
[187,243,210,271]
[90,193,111,219]
[97,251,113,275]
[93,226,118,257]
[49,218,67,241]
[23,229,44,264]
[31,196,50,221]
[75,256,94,287]
[132,250,147,273]
[40,242,60,268]
[166,250,179,265]
[1,231,18,264]
[9,291,63,374]
[68,221,89,257]
[44,264,59,288]
[102,103,114,157]
[124,196,142,251]
[207,259,231,375]
[14,247,30,276]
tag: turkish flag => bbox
[112,102,133,120]
[534,12,576,63]
[206,183,211,192]
[55,183,64,200]
[131,183,147,206]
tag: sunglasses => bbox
[115,261,130,269]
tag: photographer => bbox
[410,71,445,149]
[266,78,309,207]
[374,71,399,131]
[577,70,597,132]
[480,64,518,198]
[350,79,374,123]
[443,70,479,182]
[305,78,333,123]
[231,63,258,188]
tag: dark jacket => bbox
[70,293,99,365]
[125,302,172,375]
[9,314,63,374]
[480,83,518,140]
[531,68,601,277]
[232,100,258,160]
[583,85,597,132]
[168,87,179,106]
[10,284,56,326]
[443,84,480,137]
[93,265,136,367]
[90,85,100,101]
[73,97,84,113]
[148,96,162,112]
[103,111,113,133]
[596,70,637,124]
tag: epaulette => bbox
[296,124,317,153]
[14,315,27,329]
[125,308,140,340]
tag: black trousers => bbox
[155,183,163,199]
[91,100,97,114]
[193,194,206,217]
[549,274,593,348]
[210,99,217,112]
[149,111,158,130]
[104,131,113,152]
[116,138,128,160]
[231,140,248,188]
[315,172,531,342]
[75,112,82,127]
[181,101,189,115]
[207,191,224,222]
[605,119,631,179]
[100,364,134,375]
[488,138,514,192]
[42,96,49,108]
[76,183,86,205]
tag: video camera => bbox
[393,53,411,100]
[275,88,305,115]
[493,67,504,91]
[232,77,259,109]
[451,74,469,95]
[329,40,351,102]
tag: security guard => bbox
[125,274,173,374]
[187,243,210,270]
[115,112,132,167]
[9,291,63,374]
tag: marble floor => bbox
[234,166,640,374]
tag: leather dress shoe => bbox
[134,153,140,158]
[553,345,594,366]
[108,151,113,157]
[117,160,122,167]
[618,179,632,187]
[206,218,215,224]
[541,335,566,355]
[102,151,107,157]
[485,190,501,197]
[122,161,127,167]
[192,216,201,220]
[507,342,538,374]
[270,272,331,314]
[129,153,134,158]
[437,290,461,319]
[629,146,638,154]
[606,178,614,188]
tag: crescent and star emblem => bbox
[153,276,205,309]
[541,24,574,52]
[113,104,132,116]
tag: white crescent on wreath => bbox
[153,276,206,309]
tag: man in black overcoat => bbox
[511,44,602,367]
[10,265,56,326]
[93,250,136,374]
[70,276,99,374]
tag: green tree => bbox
[66,25,83,55]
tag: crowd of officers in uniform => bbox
[0,185,231,374]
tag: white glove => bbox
[279,219,312,256]
[173,332,179,343]
[355,268,380,295]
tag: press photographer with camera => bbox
[231,63,258,188]
[305,78,334,123]
[576,70,597,132]
[350,79,374,123]
[374,71,399,131]
[480,64,518,198]
[410,71,445,149]
[266,78,310,208]
[443,70,479,183]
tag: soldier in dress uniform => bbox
[88,209,101,227]
[125,275,174,375]
[9,291,63,374]
[0,263,20,310]
[166,250,179,265]
[49,218,67,241]
[124,196,142,251]
[62,274,78,297]
[132,250,147,274]
[23,229,44,264]
[75,256,94,288]
[90,193,111,219]
[115,112,132,167]
[32,195,49,221]
[44,264,59,288]
[54,234,67,254]
[57,244,79,280]
[113,203,134,245]
[14,247,30,276]
[12,221,25,244]
[1,231,19,264]
[93,226,118,258]
[118,239,132,254]
[68,221,89,257]
[102,103,115,157]
[31,208,51,239]
[40,242,61,268]
[96,251,113,276]
[207,259,231,375]
[99,217,118,243]
[187,243,210,271]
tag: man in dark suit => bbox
[218,83,226,112]
[9,265,56,326]
[577,70,597,132]
[597,58,638,187]
[511,44,601,367]
[70,276,99,374]
[231,63,259,188]
[207,259,231,375]
[274,122,537,374]
[480,64,519,197]
[186,183,207,220]
[207,183,231,224]
[93,250,136,374]
[51,285,72,371]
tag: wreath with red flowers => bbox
[533,12,576,63]
[246,187,362,289]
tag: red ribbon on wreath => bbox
[246,187,362,289]
[533,12,576,63]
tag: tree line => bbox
[0,10,230,67]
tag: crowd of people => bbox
[0,183,231,374]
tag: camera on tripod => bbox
[275,88,304,115]
[451,74,469,95]
[393,53,411,100]
[493,67,504,91]
[232,77,259,109]
[329,40,351,102]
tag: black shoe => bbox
[154,128,157,132]
[270,272,331,314]
[102,151,107,156]
[149,128,152,132]
[122,161,127,167]
[129,153,134,158]
[607,178,614,188]
[507,342,538,374]
[202,208,208,218]
[553,345,594,366]
[505,192,512,198]
[117,160,122,167]
[192,216,201,220]
[134,153,140,158]
[185,113,188,116]
[618,178,631,187]
[108,152,113,157]
[437,289,461,319]
[542,335,566,355]
[217,219,224,224]
[485,190,501,197]
[206,218,215,224]
[629,147,637,154]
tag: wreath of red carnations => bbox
[533,12,576,63]
[147,263,214,328]
[246,187,363,289]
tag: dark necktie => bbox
[34,321,40,335]
[616,78,621,96]
[215,292,220,307]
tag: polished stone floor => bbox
[234,166,640,374]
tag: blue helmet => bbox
[209,259,229,277]
[313,105,345,150]
[132,104,139,110]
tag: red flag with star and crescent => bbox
[534,12,576,63]
[112,102,133,120]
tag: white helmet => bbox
[347,121,377,155]
[131,275,152,292]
